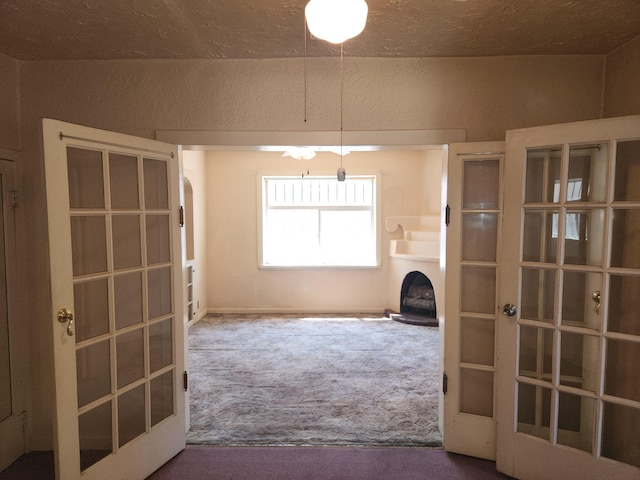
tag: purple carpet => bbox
[148,446,514,480]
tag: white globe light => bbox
[305,0,369,44]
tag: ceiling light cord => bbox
[337,42,346,182]
[340,42,343,163]
[304,17,308,123]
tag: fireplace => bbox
[386,270,438,326]
[401,271,436,318]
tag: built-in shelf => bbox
[385,215,441,262]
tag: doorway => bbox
[0,159,24,472]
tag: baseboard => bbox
[206,307,387,315]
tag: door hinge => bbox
[179,206,185,227]
[10,191,18,208]
[445,204,451,227]
[443,372,448,395]
[183,371,188,391]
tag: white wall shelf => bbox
[385,215,441,262]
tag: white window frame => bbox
[257,172,382,268]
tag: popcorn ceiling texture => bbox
[0,0,639,60]
[187,314,442,446]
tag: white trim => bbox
[156,129,467,151]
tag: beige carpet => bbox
[187,314,442,447]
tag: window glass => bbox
[261,176,378,267]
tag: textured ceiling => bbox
[1,0,639,60]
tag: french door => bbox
[443,141,505,460]
[497,115,640,479]
[43,119,186,480]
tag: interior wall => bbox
[0,54,20,152]
[204,149,438,312]
[16,54,606,449]
[183,151,209,324]
[603,34,640,118]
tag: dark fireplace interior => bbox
[400,271,436,319]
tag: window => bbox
[259,175,380,267]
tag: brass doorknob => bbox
[57,308,74,336]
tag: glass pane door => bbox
[43,119,185,480]
[498,116,640,479]
[444,141,504,460]
[69,146,177,471]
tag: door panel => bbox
[497,116,640,479]
[43,119,185,480]
[443,141,504,460]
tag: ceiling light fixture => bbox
[305,0,369,44]
[282,147,316,160]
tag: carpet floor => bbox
[187,314,441,447]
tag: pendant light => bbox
[305,0,369,44]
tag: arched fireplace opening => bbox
[392,271,438,326]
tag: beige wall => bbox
[14,54,607,449]
[19,56,605,143]
[604,34,640,118]
[0,54,20,152]
[205,149,441,312]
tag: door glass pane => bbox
[116,328,145,389]
[144,158,169,209]
[114,272,143,330]
[148,267,172,320]
[461,213,498,262]
[460,317,495,366]
[463,159,499,209]
[613,140,640,202]
[79,401,112,472]
[146,214,171,265]
[605,339,640,402]
[564,209,605,267]
[602,402,640,468]
[150,371,174,427]
[71,216,108,276]
[459,368,493,417]
[112,215,142,270]
[525,148,561,204]
[608,274,640,335]
[557,392,595,453]
[521,268,555,323]
[561,271,602,331]
[118,385,146,447]
[460,266,496,314]
[518,326,553,381]
[610,209,640,269]
[559,332,599,393]
[67,147,105,210]
[150,318,173,373]
[74,279,110,342]
[517,382,551,439]
[567,144,608,203]
[109,153,140,210]
[76,340,111,408]
[522,210,558,263]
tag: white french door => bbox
[43,119,186,480]
[443,141,505,460]
[497,115,640,479]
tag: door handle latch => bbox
[503,304,518,317]
[57,308,74,336]
[592,290,601,315]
